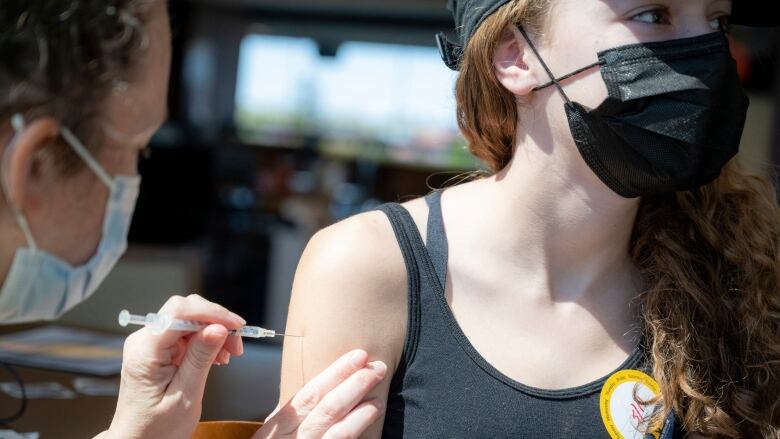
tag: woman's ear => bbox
[493,25,539,97]
[3,117,61,213]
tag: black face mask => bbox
[518,28,750,198]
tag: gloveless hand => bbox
[104,294,245,439]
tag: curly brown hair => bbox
[635,163,780,438]
[0,0,154,172]
[456,1,780,437]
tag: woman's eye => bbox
[631,9,670,25]
[710,15,731,32]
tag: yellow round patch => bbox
[600,369,660,439]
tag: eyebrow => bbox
[600,0,732,7]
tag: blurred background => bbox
[43,0,780,429]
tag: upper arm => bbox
[279,210,408,438]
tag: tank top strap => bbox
[424,190,449,290]
[376,202,439,366]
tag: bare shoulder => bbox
[303,209,408,295]
[300,196,432,285]
[278,208,413,406]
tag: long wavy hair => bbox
[456,1,780,437]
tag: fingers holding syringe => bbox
[169,323,230,402]
[156,294,246,350]
[214,332,244,365]
[206,330,244,366]
[171,331,235,367]
[158,294,246,326]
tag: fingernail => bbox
[367,361,387,378]
[231,313,246,325]
[350,350,367,368]
[225,355,230,365]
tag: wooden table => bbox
[0,365,118,438]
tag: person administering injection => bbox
[0,1,387,438]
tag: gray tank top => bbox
[376,190,684,438]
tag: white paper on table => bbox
[72,377,120,397]
[0,381,76,399]
[0,430,39,439]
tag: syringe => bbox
[118,310,294,338]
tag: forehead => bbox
[101,0,170,146]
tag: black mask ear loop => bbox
[516,25,603,104]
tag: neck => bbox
[472,126,641,303]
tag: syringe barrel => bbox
[235,326,275,338]
[167,318,205,332]
[144,313,212,335]
[146,313,173,335]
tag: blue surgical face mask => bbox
[0,114,141,323]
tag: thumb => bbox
[170,324,229,401]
